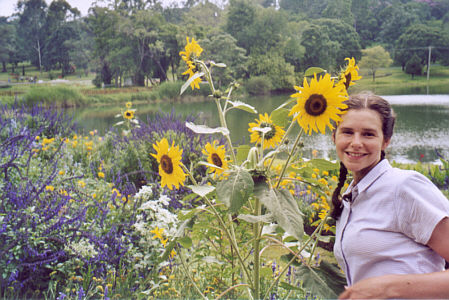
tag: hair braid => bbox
[331,162,348,220]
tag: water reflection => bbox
[70,94,449,164]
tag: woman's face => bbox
[333,108,390,184]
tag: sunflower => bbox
[202,141,230,178]
[338,57,362,90]
[289,73,348,135]
[179,37,203,66]
[126,101,132,108]
[123,110,134,120]
[182,67,202,90]
[151,138,186,190]
[179,37,203,90]
[248,113,285,149]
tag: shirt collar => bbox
[356,159,391,194]
[342,159,392,202]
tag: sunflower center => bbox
[344,72,352,89]
[160,155,174,174]
[211,153,223,168]
[260,122,276,140]
[305,94,327,116]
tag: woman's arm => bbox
[339,217,449,299]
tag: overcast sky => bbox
[0,0,192,17]
[0,0,99,17]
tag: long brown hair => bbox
[330,93,396,220]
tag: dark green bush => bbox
[245,76,272,95]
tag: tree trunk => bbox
[2,62,7,73]
[134,70,145,86]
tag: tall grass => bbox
[24,85,87,107]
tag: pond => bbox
[69,93,449,164]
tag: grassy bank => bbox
[1,64,449,106]
[350,65,449,95]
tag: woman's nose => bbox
[350,133,362,147]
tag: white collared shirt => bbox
[334,159,449,286]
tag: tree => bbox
[87,6,120,86]
[377,2,424,45]
[224,0,256,54]
[351,0,379,47]
[319,18,362,69]
[17,0,48,72]
[200,32,248,87]
[247,51,296,91]
[405,53,422,79]
[358,45,392,82]
[321,0,353,26]
[0,20,15,73]
[300,23,338,71]
[395,24,449,69]
[246,7,287,55]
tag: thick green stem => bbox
[177,245,207,299]
[275,127,304,189]
[307,215,328,265]
[214,98,237,163]
[182,165,254,290]
[262,220,325,300]
[253,197,261,298]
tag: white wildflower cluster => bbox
[132,186,179,270]
[65,238,98,259]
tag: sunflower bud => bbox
[213,90,222,99]
[247,146,259,169]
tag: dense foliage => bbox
[2,0,449,90]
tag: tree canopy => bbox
[1,0,449,87]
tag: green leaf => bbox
[236,145,251,164]
[228,100,258,114]
[160,240,177,261]
[295,260,346,299]
[304,67,326,77]
[237,213,273,224]
[185,121,229,136]
[254,181,304,240]
[178,236,192,248]
[210,61,227,68]
[180,72,204,95]
[270,107,291,128]
[216,167,254,213]
[202,256,224,264]
[308,159,339,171]
[187,184,215,197]
[175,216,196,238]
[279,281,305,292]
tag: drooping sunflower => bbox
[289,73,348,135]
[179,37,203,66]
[123,110,134,120]
[151,138,186,190]
[338,57,362,90]
[182,67,202,90]
[202,141,230,178]
[248,113,285,149]
[179,37,203,90]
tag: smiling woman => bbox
[330,93,449,299]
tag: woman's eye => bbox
[364,132,375,137]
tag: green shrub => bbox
[245,76,272,95]
[24,85,86,107]
[157,81,183,99]
[158,80,212,100]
